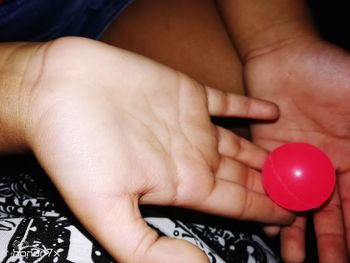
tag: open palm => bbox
[246,39,350,262]
[20,37,292,263]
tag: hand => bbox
[245,37,350,262]
[14,37,293,262]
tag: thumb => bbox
[76,196,209,263]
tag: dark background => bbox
[308,0,350,51]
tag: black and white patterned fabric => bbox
[0,156,281,263]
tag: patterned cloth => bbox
[0,156,281,263]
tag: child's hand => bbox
[13,37,293,262]
[245,38,350,262]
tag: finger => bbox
[338,170,350,254]
[206,86,279,119]
[182,178,294,225]
[314,186,347,263]
[70,196,209,263]
[280,215,306,263]
[217,126,268,170]
[215,156,265,193]
[263,225,281,237]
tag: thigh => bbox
[101,0,243,94]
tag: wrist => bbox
[0,42,46,152]
[216,0,320,63]
[240,21,319,63]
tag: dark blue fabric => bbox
[0,0,134,41]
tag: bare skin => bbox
[101,0,244,94]
[0,37,293,262]
[245,38,350,263]
[101,0,350,262]
[217,1,350,262]
[4,0,348,261]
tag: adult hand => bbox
[10,37,293,262]
[245,37,350,262]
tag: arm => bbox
[216,1,350,263]
[216,0,318,61]
[0,42,45,152]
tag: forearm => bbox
[216,0,319,61]
[0,42,44,152]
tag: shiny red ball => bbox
[262,142,336,211]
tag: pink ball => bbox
[262,142,336,211]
